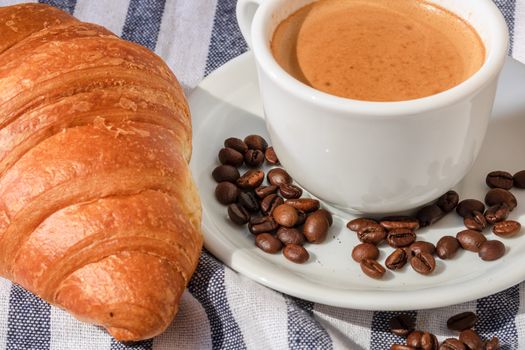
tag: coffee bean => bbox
[255,233,283,253]
[285,198,320,213]
[459,329,483,350]
[409,241,436,256]
[417,204,445,227]
[224,137,248,154]
[352,243,379,263]
[249,216,279,235]
[358,224,387,245]
[380,216,420,231]
[267,168,292,186]
[447,312,478,331]
[215,182,240,205]
[513,170,525,189]
[303,210,330,243]
[244,134,268,151]
[227,203,250,225]
[436,236,461,259]
[361,258,385,279]
[260,194,284,215]
[272,204,299,227]
[347,218,378,232]
[439,338,466,350]
[456,199,485,218]
[456,230,487,252]
[279,183,303,199]
[485,336,500,350]
[255,185,278,199]
[244,149,265,167]
[385,248,408,270]
[387,228,416,248]
[437,190,460,213]
[407,331,424,348]
[296,210,307,226]
[317,209,333,226]
[492,220,521,237]
[391,345,416,350]
[484,203,510,225]
[238,191,260,212]
[478,240,505,261]
[212,165,240,183]
[421,332,439,350]
[265,146,279,165]
[389,314,415,337]
[218,147,244,167]
[485,188,517,211]
[237,170,264,189]
[277,227,305,245]
[486,171,514,190]
[410,252,436,275]
[463,211,488,231]
[283,244,309,263]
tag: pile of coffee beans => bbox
[390,312,500,350]
[213,135,333,264]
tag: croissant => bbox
[0,3,202,341]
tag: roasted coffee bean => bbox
[279,183,303,199]
[265,146,279,165]
[492,220,521,237]
[447,312,478,331]
[277,227,305,245]
[380,216,420,231]
[456,230,487,252]
[437,190,460,213]
[439,338,466,350]
[463,211,488,231]
[485,336,500,350]
[459,329,483,350]
[410,252,436,275]
[486,171,514,190]
[417,204,445,227]
[285,198,320,213]
[409,241,436,256]
[421,332,439,350]
[215,182,240,205]
[347,218,378,232]
[224,137,248,154]
[238,191,260,212]
[267,168,292,186]
[391,345,416,350]
[352,243,380,263]
[385,248,408,270]
[255,233,282,253]
[358,224,387,245]
[485,188,517,211]
[407,331,424,348]
[317,209,333,226]
[244,149,265,167]
[249,216,279,235]
[283,244,309,263]
[361,259,385,279]
[296,210,307,226]
[513,170,525,189]
[436,236,461,259]
[484,203,510,225]
[218,147,244,167]
[303,210,330,243]
[244,134,268,151]
[456,199,485,218]
[389,314,415,337]
[227,203,250,225]
[237,170,264,189]
[260,194,284,215]
[212,165,240,183]
[387,228,416,248]
[255,185,278,199]
[478,240,505,261]
[272,204,299,227]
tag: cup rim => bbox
[251,0,509,118]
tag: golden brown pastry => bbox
[0,3,202,341]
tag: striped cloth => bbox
[0,0,524,349]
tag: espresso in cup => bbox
[271,0,486,102]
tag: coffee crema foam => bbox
[271,0,486,102]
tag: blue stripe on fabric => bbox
[188,252,246,350]
[205,0,248,76]
[476,285,519,350]
[286,297,333,350]
[38,0,77,14]
[492,0,517,55]
[121,0,166,51]
[370,311,417,350]
[6,285,51,350]
[110,339,153,350]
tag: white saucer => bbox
[189,52,525,310]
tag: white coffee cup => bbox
[236,0,509,214]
